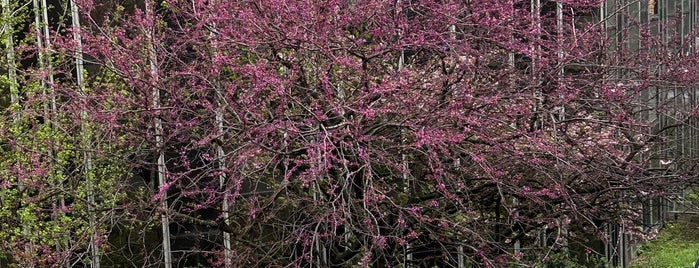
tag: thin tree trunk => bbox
[556,0,564,121]
[3,0,17,121]
[555,1,568,256]
[32,0,46,92]
[395,2,413,266]
[3,1,34,266]
[508,0,520,259]
[70,1,99,267]
[216,110,232,267]
[213,98,232,266]
[209,20,232,266]
[40,0,55,111]
[398,33,412,268]
[203,3,232,262]
[32,1,68,267]
[145,1,172,266]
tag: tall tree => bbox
[144,0,172,266]
[73,0,698,266]
[1,0,699,267]
[69,0,101,266]
[0,1,132,266]
[204,1,232,265]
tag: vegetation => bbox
[631,223,699,268]
[0,0,699,267]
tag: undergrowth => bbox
[630,223,699,268]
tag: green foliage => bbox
[630,223,699,268]
[0,76,12,109]
[683,187,699,205]
[0,62,133,265]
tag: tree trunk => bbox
[208,15,232,266]
[70,1,100,267]
[3,1,32,266]
[145,1,172,266]
[33,1,68,267]
[3,0,17,120]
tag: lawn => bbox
[630,223,699,268]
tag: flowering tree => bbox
[0,1,131,267]
[1,0,699,267]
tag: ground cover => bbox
[630,223,699,268]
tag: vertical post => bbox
[144,0,172,266]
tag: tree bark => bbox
[70,1,100,267]
[145,1,172,266]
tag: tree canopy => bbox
[1,0,698,267]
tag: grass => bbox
[630,223,699,268]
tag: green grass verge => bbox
[630,223,699,268]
